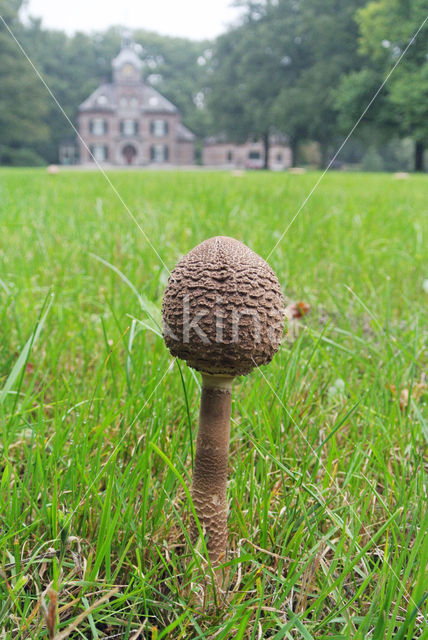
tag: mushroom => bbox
[162,236,284,588]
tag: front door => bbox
[122,144,137,165]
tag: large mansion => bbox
[77,42,195,166]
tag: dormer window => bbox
[90,118,108,135]
[119,96,138,109]
[120,119,138,136]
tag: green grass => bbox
[0,168,427,639]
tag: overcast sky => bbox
[24,0,243,40]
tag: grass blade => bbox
[0,293,53,406]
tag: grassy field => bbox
[0,168,427,639]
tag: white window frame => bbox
[90,118,107,136]
[122,119,138,136]
[151,119,168,137]
[151,144,168,163]
[91,144,108,162]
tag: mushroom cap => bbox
[162,236,285,376]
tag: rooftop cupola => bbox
[112,34,143,85]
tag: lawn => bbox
[0,168,427,639]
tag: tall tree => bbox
[208,0,366,168]
[271,0,367,167]
[207,9,285,169]
[0,0,49,164]
[19,22,120,162]
[337,0,428,171]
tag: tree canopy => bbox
[0,0,49,165]
[336,0,428,170]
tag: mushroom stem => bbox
[191,374,233,567]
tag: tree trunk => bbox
[415,141,424,172]
[319,142,329,169]
[290,138,298,167]
[263,132,270,170]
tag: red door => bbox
[122,144,137,165]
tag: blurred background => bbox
[0,0,427,171]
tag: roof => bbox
[79,83,116,113]
[177,123,196,142]
[78,82,179,114]
[141,85,178,114]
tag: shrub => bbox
[0,146,46,167]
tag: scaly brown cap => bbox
[162,236,285,376]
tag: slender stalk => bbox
[191,374,233,566]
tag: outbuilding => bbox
[203,135,292,170]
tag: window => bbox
[90,145,108,162]
[59,145,76,165]
[120,120,138,136]
[248,151,261,160]
[150,145,169,163]
[97,95,108,106]
[150,119,168,137]
[276,153,282,162]
[227,150,233,163]
[119,96,138,108]
[90,118,107,135]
